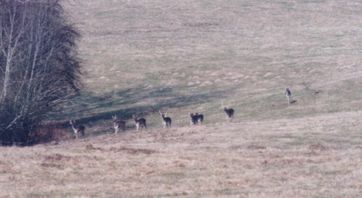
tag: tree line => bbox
[0,0,81,145]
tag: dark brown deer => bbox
[190,112,204,125]
[285,88,292,104]
[132,115,147,131]
[159,110,172,128]
[222,101,235,121]
[112,115,126,134]
[69,120,85,139]
[223,107,235,120]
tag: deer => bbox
[189,112,204,125]
[285,88,293,104]
[69,120,85,139]
[159,110,172,128]
[222,101,235,121]
[112,115,126,134]
[196,113,204,124]
[132,115,147,131]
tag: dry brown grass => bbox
[2,0,362,197]
[59,0,362,125]
[1,111,362,197]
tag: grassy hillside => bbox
[1,112,362,197]
[59,0,362,130]
[1,0,362,197]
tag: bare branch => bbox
[5,115,21,130]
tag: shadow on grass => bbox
[53,84,237,126]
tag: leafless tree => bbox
[0,0,81,145]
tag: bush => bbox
[29,122,71,145]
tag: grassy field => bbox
[1,0,362,197]
[59,0,362,126]
[1,113,362,197]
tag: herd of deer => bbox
[69,88,293,139]
[68,106,235,139]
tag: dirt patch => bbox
[0,160,15,174]
[247,144,267,150]
[44,153,73,162]
[309,143,328,151]
[85,144,105,151]
[41,154,73,169]
[41,153,101,169]
[40,162,64,169]
[109,147,157,155]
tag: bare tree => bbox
[0,0,81,145]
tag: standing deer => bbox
[112,115,126,134]
[132,115,147,131]
[196,113,204,124]
[222,101,235,121]
[223,107,235,121]
[69,120,85,139]
[285,88,293,104]
[190,112,204,125]
[190,113,198,125]
[159,110,172,128]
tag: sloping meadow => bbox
[60,0,362,128]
